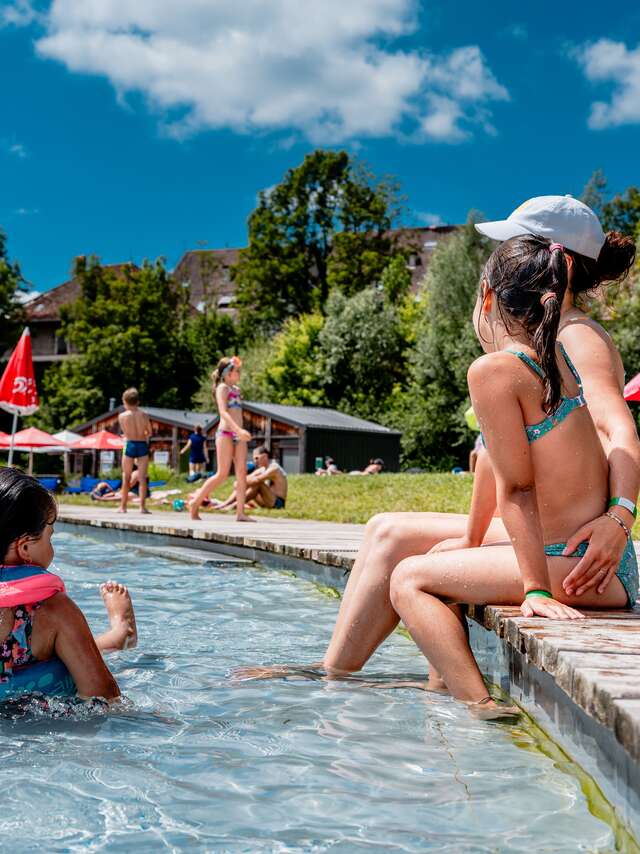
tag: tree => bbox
[0,228,25,355]
[580,169,607,220]
[399,218,491,469]
[319,288,406,421]
[39,257,202,429]
[233,150,401,333]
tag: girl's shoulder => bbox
[467,351,523,383]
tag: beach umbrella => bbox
[624,372,640,402]
[0,426,67,474]
[0,328,39,465]
[70,430,124,451]
[34,429,84,477]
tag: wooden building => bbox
[73,403,401,473]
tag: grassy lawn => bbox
[59,472,475,524]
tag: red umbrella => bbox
[624,372,640,402]
[0,328,39,465]
[70,430,124,451]
[0,427,67,474]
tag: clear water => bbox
[0,532,618,852]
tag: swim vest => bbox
[0,657,76,700]
[0,564,65,608]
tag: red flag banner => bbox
[0,328,39,416]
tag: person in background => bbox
[349,458,385,475]
[118,388,152,515]
[180,425,209,478]
[211,446,288,511]
[315,457,341,476]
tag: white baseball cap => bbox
[475,195,606,260]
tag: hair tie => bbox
[540,292,557,307]
[549,243,564,253]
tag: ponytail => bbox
[532,245,568,413]
[211,355,242,390]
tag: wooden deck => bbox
[57,504,640,772]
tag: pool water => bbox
[0,532,620,851]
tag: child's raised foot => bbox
[99,580,138,650]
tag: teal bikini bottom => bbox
[544,539,639,607]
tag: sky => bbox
[1,0,640,293]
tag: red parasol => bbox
[70,430,124,451]
[624,372,640,402]
[0,328,39,465]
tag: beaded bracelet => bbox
[525,589,553,599]
[605,510,632,540]
[608,497,637,519]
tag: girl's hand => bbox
[562,514,628,597]
[238,429,252,442]
[520,596,584,620]
[428,536,475,555]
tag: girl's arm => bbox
[179,440,192,455]
[468,355,580,618]
[466,448,498,545]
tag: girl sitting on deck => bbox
[240,230,639,716]
[0,468,137,702]
[189,356,254,522]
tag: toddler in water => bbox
[189,356,254,522]
[0,469,137,702]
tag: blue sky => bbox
[1,0,639,293]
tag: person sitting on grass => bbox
[180,425,210,479]
[210,446,288,511]
[118,387,152,515]
[1,469,138,702]
[315,457,341,476]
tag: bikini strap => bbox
[558,342,583,392]
[507,350,545,382]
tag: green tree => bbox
[601,186,640,236]
[580,169,608,220]
[39,257,201,429]
[0,228,25,355]
[399,218,491,469]
[318,288,406,421]
[233,150,400,332]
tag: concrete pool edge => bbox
[56,509,640,841]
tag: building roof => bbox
[25,263,137,324]
[73,402,399,436]
[241,402,401,434]
[173,247,241,313]
[73,406,218,434]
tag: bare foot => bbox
[234,665,293,681]
[97,580,138,651]
[425,677,450,695]
[465,696,520,720]
[189,503,202,521]
[236,514,256,522]
[140,508,152,515]
[117,507,127,514]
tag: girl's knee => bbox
[389,558,420,610]
[367,513,402,548]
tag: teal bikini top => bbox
[509,343,586,443]
[481,344,586,446]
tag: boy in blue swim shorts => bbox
[118,387,152,515]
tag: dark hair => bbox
[483,232,635,413]
[0,468,57,563]
[254,445,269,456]
[569,231,636,299]
[195,425,203,435]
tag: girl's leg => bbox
[323,512,506,675]
[233,441,253,522]
[189,437,233,520]
[31,593,121,701]
[389,545,627,703]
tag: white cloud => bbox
[0,0,39,26]
[415,211,445,226]
[15,207,39,215]
[576,39,640,129]
[15,0,508,144]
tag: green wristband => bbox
[525,589,553,599]
[608,497,637,519]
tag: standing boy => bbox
[118,387,152,514]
